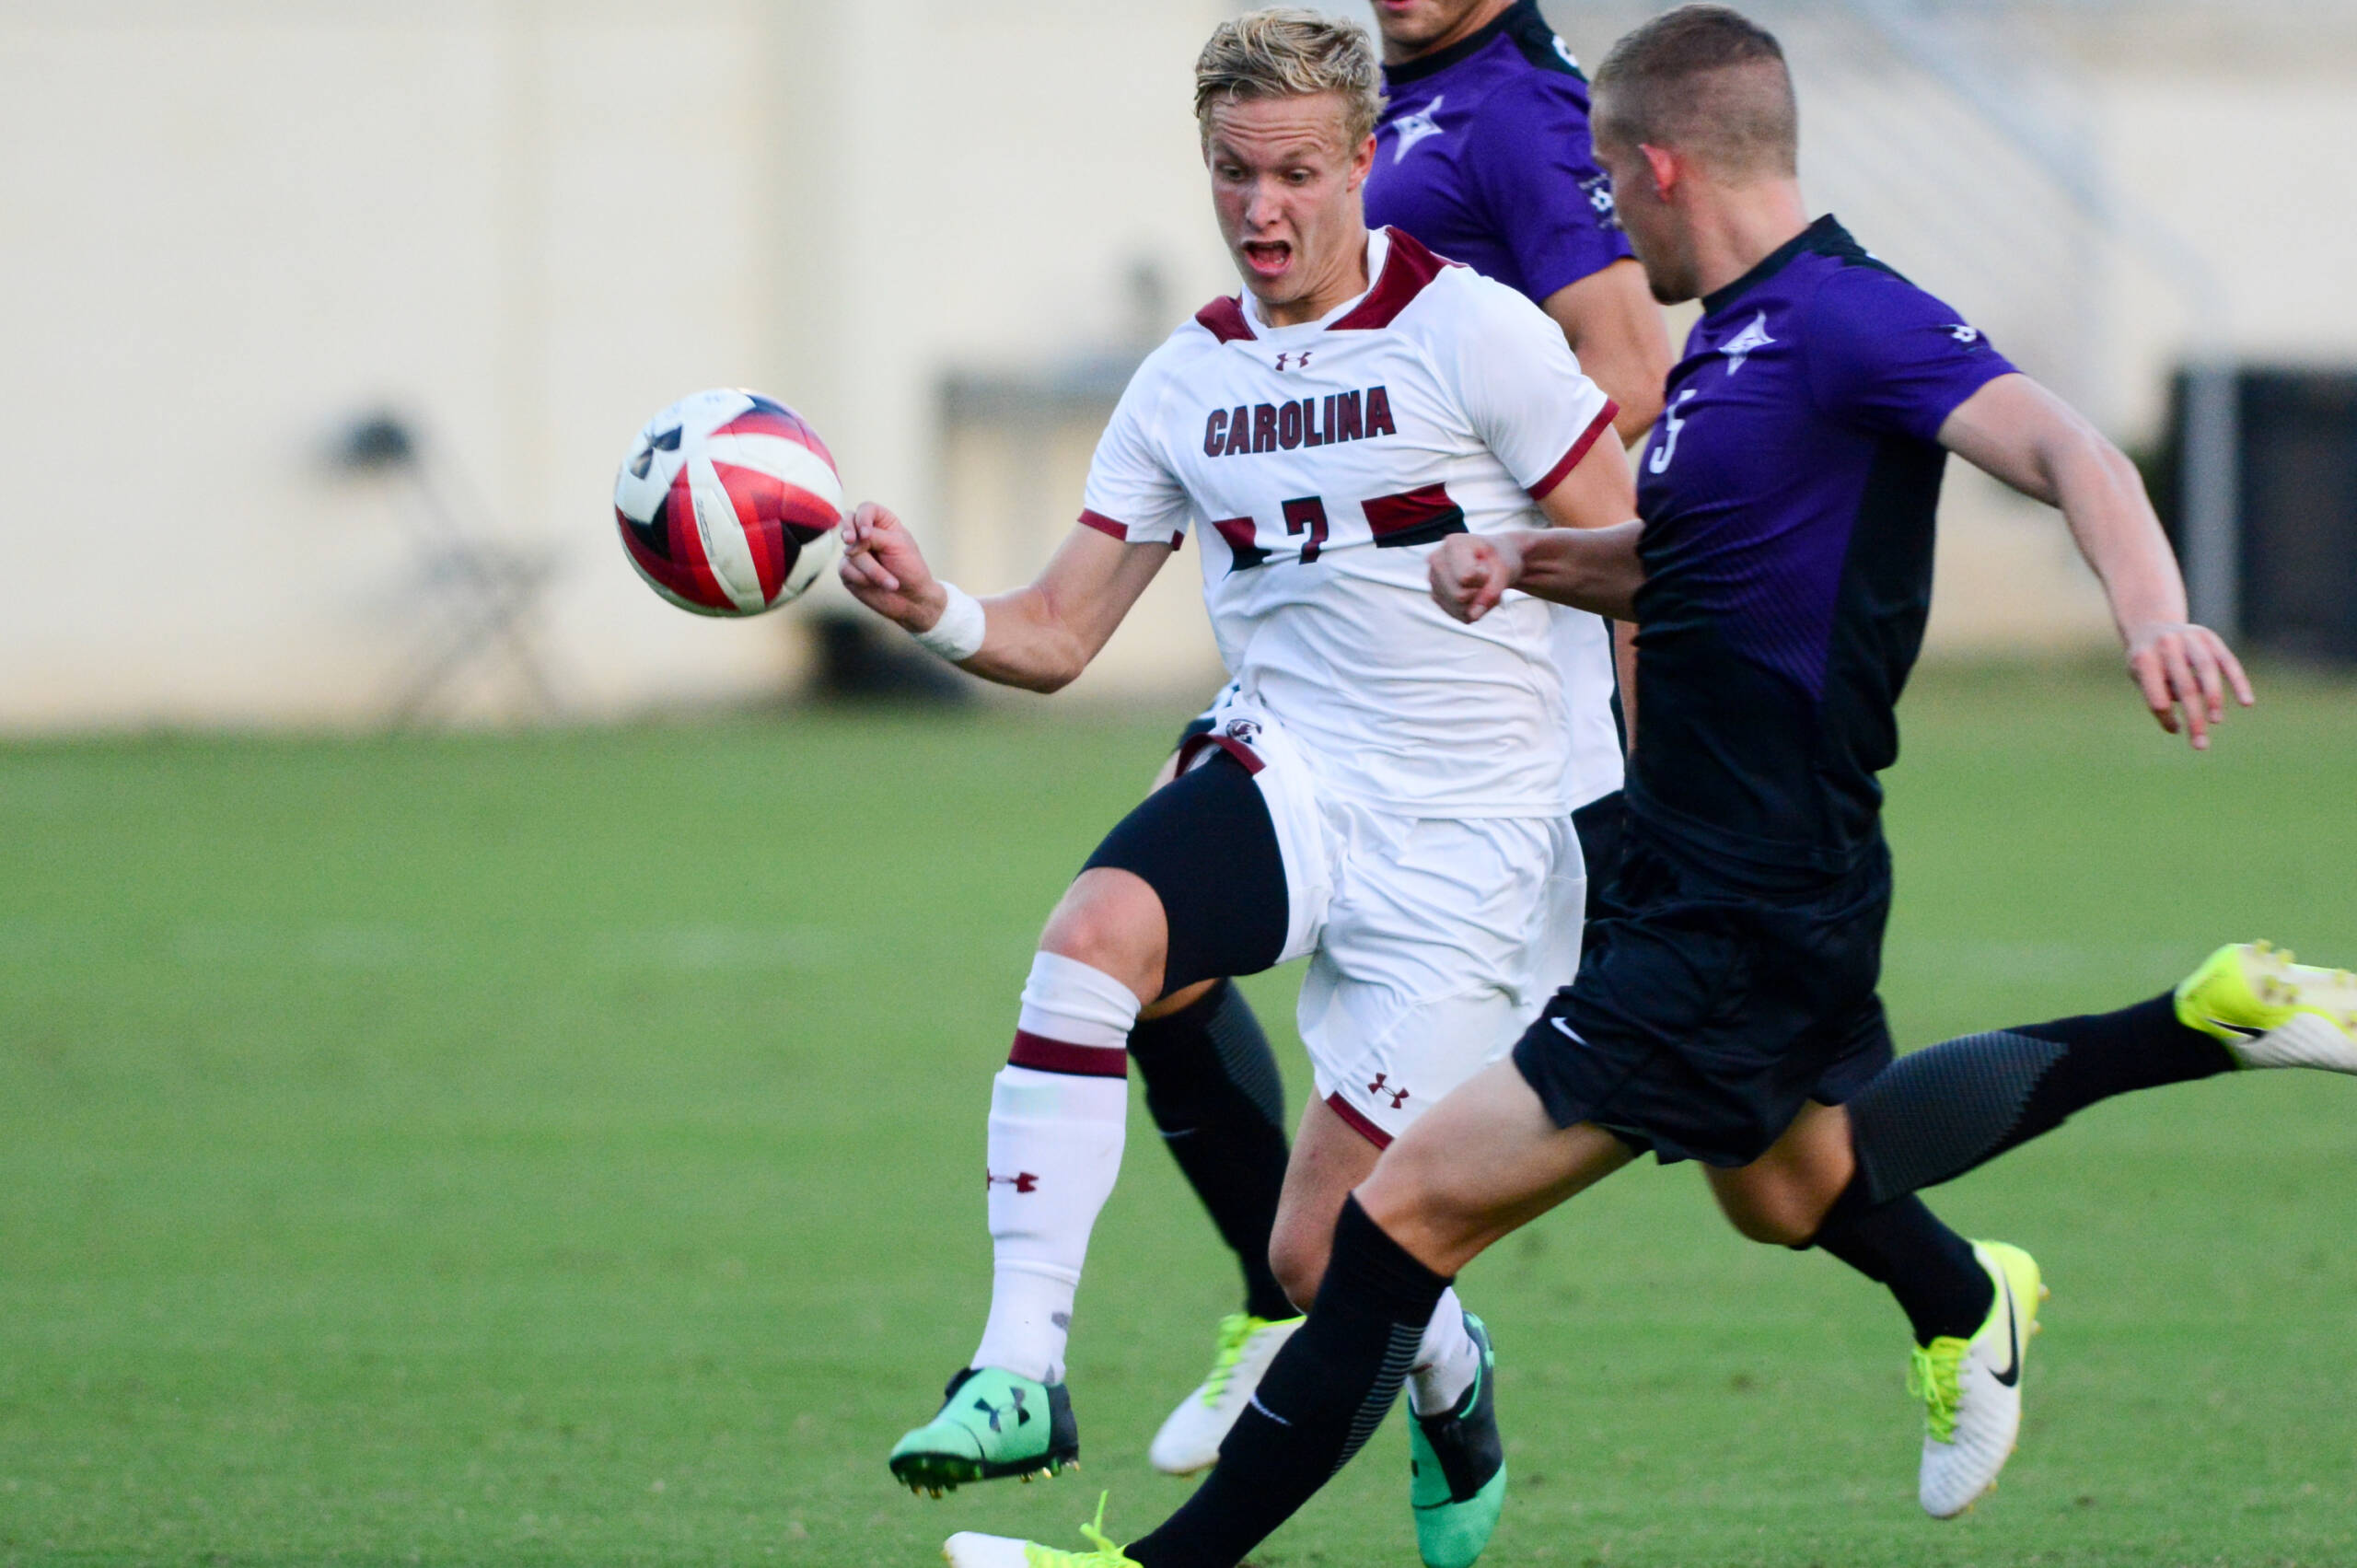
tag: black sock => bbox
[1128,1197,1447,1568]
[1130,981,1296,1321]
[1805,1181,1993,1345]
[1848,993,2235,1204]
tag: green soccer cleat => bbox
[943,1492,1139,1568]
[889,1365,1078,1496]
[2177,941,2357,1072]
[1912,1241,2043,1518]
[1409,1311,1507,1568]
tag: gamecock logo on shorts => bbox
[1224,718,1261,745]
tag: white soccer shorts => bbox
[1182,692,1585,1146]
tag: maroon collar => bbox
[1192,227,1455,343]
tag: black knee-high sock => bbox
[1847,993,2235,1205]
[1130,980,1296,1321]
[1805,1181,1994,1345]
[1128,1197,1447,1568]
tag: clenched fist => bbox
[1429,532,1525,624]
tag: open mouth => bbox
[1241,239,1293,278]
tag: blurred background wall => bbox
[3,0,2353,730]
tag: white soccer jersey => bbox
[1551,605,1626,812]
[1082,226,1619,818]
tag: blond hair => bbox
[1194,7,1385,149]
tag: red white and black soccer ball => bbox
[612,389,843,616]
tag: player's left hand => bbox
[2124,621,2254,750]
[1430,534,1522,623]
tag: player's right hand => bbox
[2124,619,2254,752]
[837,502,946,633]
[1429,533,1520,623]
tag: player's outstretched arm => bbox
[1939,374,2255,749]
[1431,411,1646,623]
[836,503,1169,693]
[1430,522,1643,624]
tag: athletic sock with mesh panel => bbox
[1806,1184,1993,1345]
[1128,980,1296,1322]
[1846,993,2234,1205]
[1128,1197,1449,1568]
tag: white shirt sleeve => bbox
[1077,352,1191,546]
[1440,275,1618,499]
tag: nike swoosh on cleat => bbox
[2199,1013,2260,1040]
[1990,1273,2022,1388]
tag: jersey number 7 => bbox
[1212,487,1465,575]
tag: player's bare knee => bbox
[1712,1172,1822,1248]
[1267,1223,1327,1312]
[1038,867,1167,1001]
[1355,1139,1480,1262]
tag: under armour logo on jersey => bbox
[985,1170,1039,1193]
[1367,1074,1411,1109]
[1553,36,1580,70]
[1949,323,1981,344]
[1720,311,1775,375]
[1273,351,1313,373]
[1389,95,1446,162]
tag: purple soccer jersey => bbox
[1364,0,1632,308]
[1626,216,2018,877]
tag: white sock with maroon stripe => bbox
[1409,1287,1481,1415]
[970,951,1142,1384]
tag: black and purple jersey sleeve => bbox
[1802,264,2018,441]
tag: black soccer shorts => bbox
[1511,828,1896,1167]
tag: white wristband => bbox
[911,582,987,663]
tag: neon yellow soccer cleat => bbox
[943,1493,1140,1568]
[1148,1312,1305,1476]
[2177,942,2357,1072]
[1912,1240,2044,1519]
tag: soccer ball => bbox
[612,389,843,616]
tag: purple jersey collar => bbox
[1700,214,1863,317]
[1383,0,1573,87]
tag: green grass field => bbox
[4,661,2354,1568]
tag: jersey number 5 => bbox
[1648,388,1697,476]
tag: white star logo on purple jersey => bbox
[1721,311,1775,375]
[1389,95,1446,163]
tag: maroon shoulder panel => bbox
[1330,227,1454,331]
[1193,296,1254,343]
[1527,401,1621,500]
